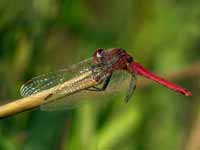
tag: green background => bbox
[0,0,199,150]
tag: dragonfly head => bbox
[93,48,105,64]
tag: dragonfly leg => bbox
[124,74,136,102]
[86,73,112,91]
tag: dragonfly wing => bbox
[40,70,133,111]
[20,57,93,97]
[99,70,133,95]
[124,74,136,102]
[40,90,94,111]
[20,71,67,97]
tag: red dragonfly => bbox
[20,48,192,110]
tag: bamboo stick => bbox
[0,71,99,118]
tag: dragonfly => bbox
[20,48,192,111]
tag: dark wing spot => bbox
[44,93,53,101]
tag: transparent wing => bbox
[41,70,134,111]
[20,57,93,97]
[124,74,136,102]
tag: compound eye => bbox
[96,52,101,58]
[96,48,104,58]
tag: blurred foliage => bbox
[0,0,199,150]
